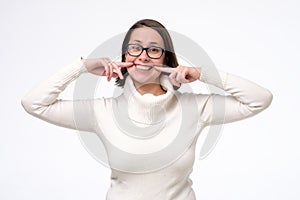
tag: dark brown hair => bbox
[115,19,179,89]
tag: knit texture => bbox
[21,57,273,200]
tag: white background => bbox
[1,0,300,199]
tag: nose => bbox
[138,49,150,62]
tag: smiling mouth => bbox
[135,65,153,71]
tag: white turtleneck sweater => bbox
[21,57,273,200]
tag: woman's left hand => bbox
[154,65,201,87]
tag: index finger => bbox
[153,66,176,74]
[115,62,134,68]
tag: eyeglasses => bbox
[126,44,165,59]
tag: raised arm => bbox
[21,57,134,132]
[154,65,273,125]
[197,69,273,125]
[21,57,96,131]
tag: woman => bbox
[21,19,273,200]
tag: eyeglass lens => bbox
[127,44,164,59]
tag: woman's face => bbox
[125,27,165,86]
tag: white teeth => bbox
[136,65,152,71]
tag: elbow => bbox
[21,96,39,115]
[21,97,33,114]
[251,88,273,113]
[261,89,273,109]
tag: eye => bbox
[149,47,162,54]
[131,44,142,51]
[127,44,143,55]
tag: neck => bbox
[121,75,176,125]
[133,81,167,96]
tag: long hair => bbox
[115,19,179,89]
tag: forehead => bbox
[129,27,164,47]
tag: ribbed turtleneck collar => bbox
[122,75,176,125]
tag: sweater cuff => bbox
[50,56,88,85]
[79,56,88,73]
[80,56,88,73]
[198,67,228,89]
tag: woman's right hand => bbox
[81,57,133,81]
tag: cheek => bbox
[155,55,166,65]
[125,54,135,62]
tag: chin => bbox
[128,68,161,85]
[131,76,157,85]
[129,74,161,86]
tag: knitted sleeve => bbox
[21,57,98,132]
[196,69,273,125]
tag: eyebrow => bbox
[132,40,160,45]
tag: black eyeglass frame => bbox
[125,43,165,59]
